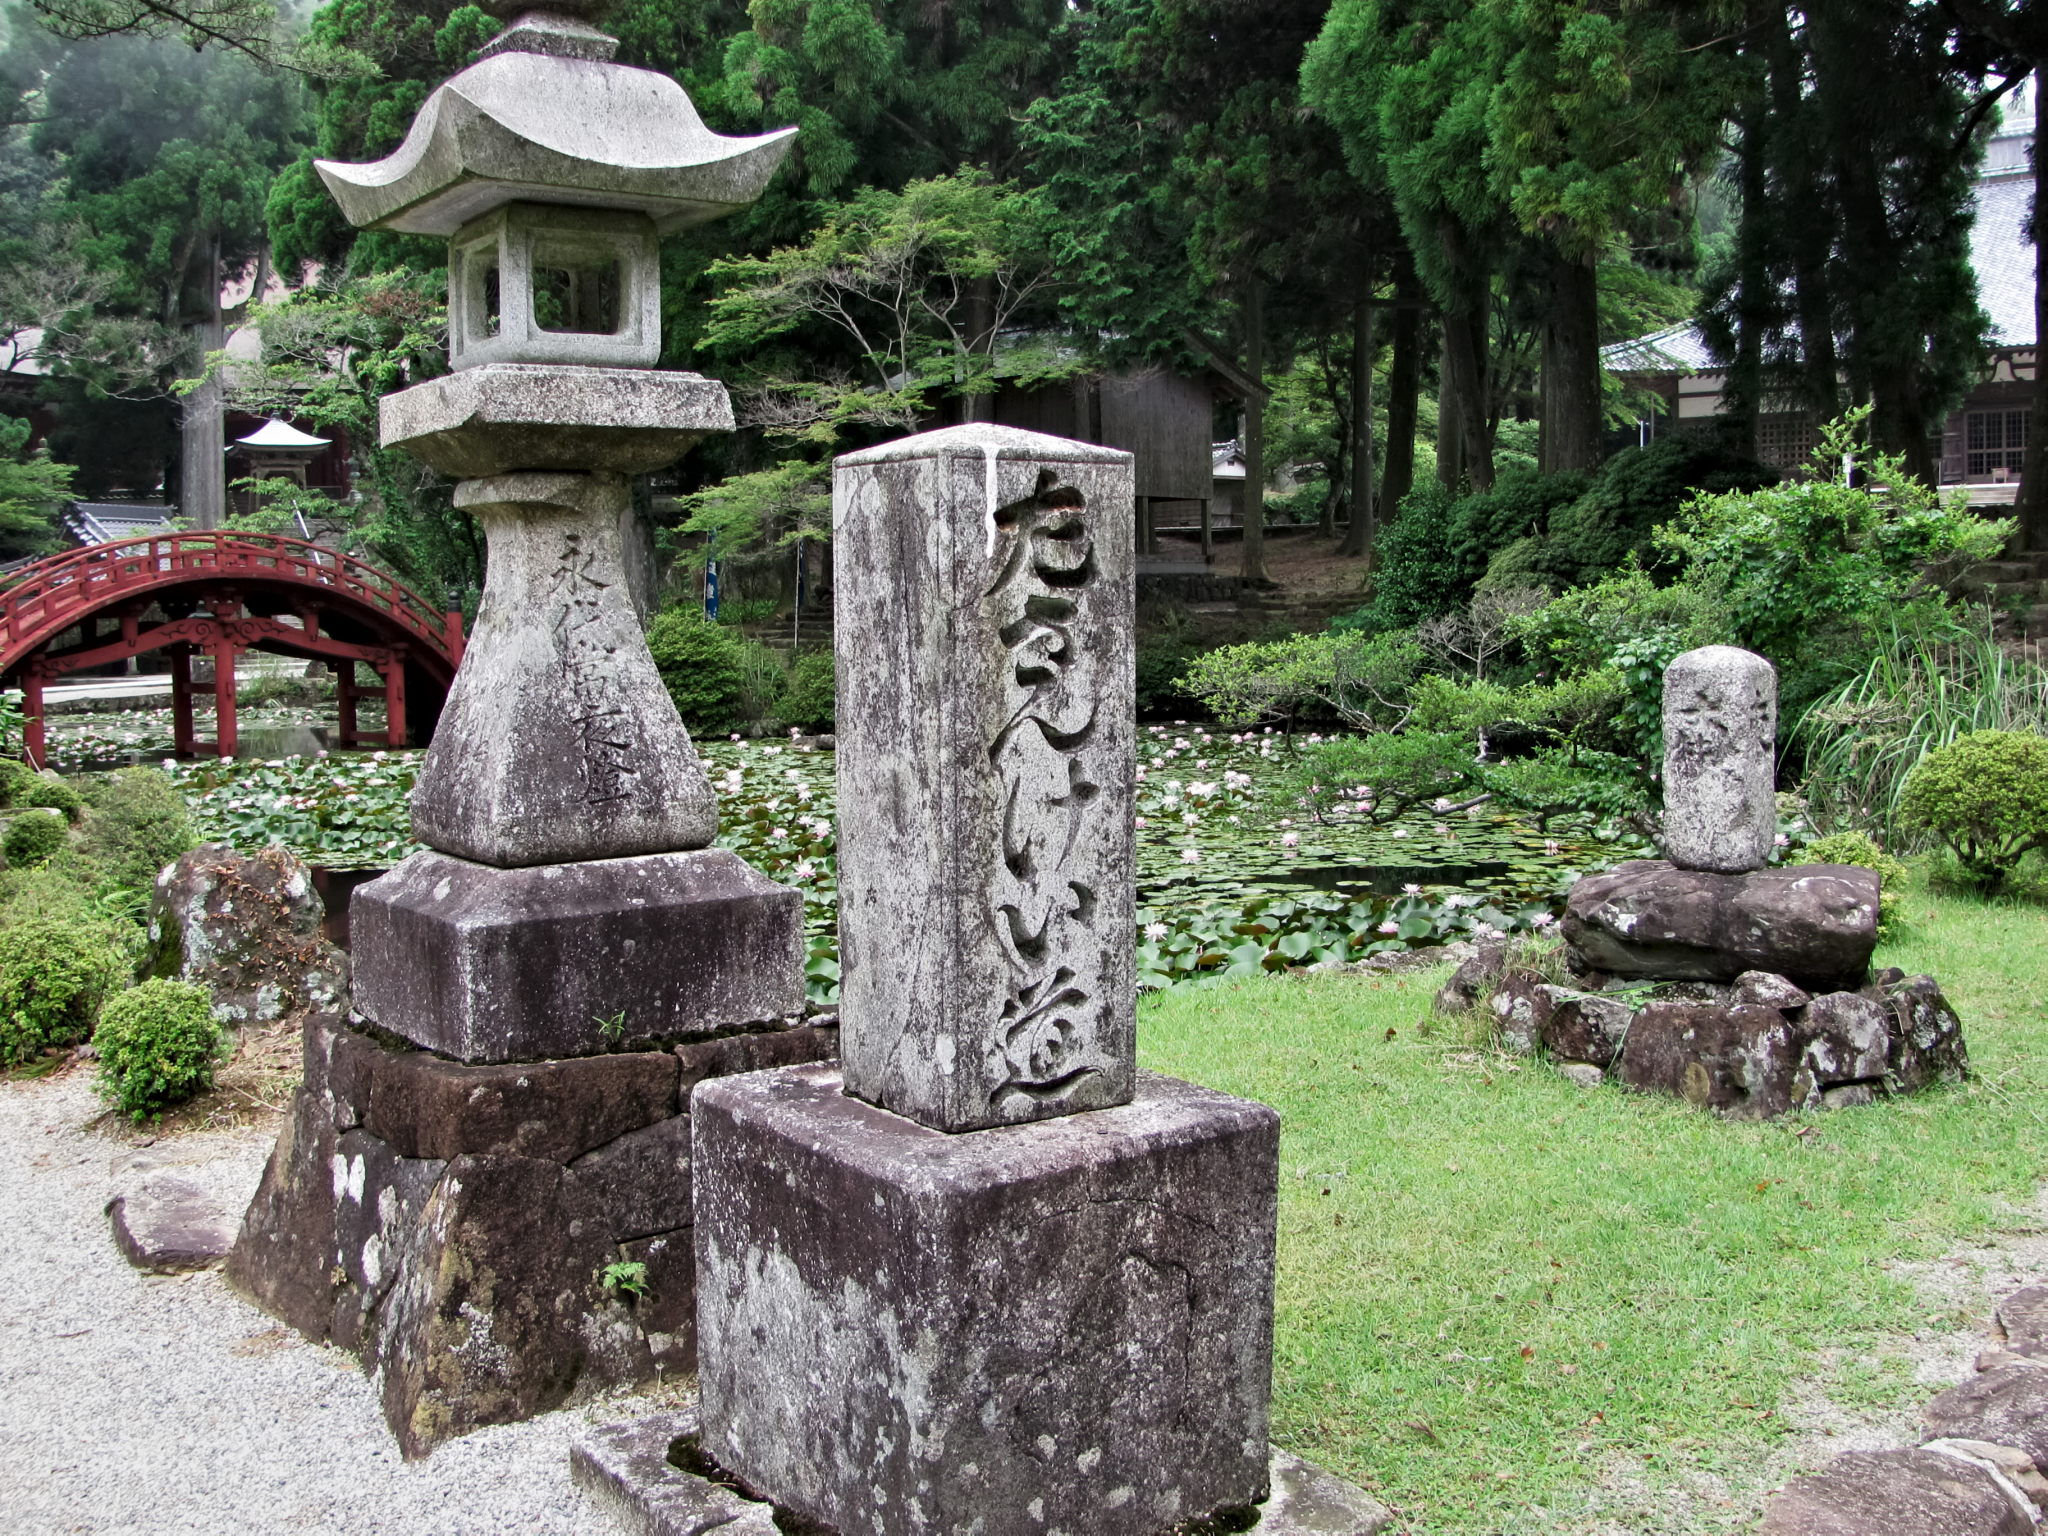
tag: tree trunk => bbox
[963,275,996,423]
[179,236,227,531]
[1443,295,1495,491]
[1541,253,1604,474]
[2020,80,2048,550]
[1339,293,1377,560]
[1770,4,1840,424]
[1436,318,1464,489]
[1725,37,1771,458]
[1241,278,1270,585]
[1380,292,1421,522]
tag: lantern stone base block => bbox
[572,1410,1393,1536]
[350,848,805,1063]
[693,1063,1281,1536]
[379,363,733,478]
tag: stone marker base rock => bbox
[693,1064,1280,1536]
[226,1013,837,1458]
[1463,959,1967,1120]
[571,1411,1392,1536]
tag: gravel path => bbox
[0,1067,624,1536]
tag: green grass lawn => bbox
[1137,882,2048,1535]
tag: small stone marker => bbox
[691,426,1314,1536]
[109,1174,235,1273]
[1662,644,1778,873]
[833,424,1138,1132]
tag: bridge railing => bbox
[0,532,461,669]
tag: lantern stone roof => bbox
[235,418,331,451]
[314,50,796,236]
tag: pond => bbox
[151,722,1629,1001]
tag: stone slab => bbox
[694,1063,1279,1536]
[1926,1364,2048,1471]
[1758,1448,2032,1535]
[331,1024,682,1162]
[412,471,720,866]
[380,364,733,479]
[1618,1001,1800,1120]
[571,1412,1391,1536]
[108,1174,236,1273]
[1997,1286,2048,1360]
[1661,645,1777,873]
[350,847,803,1062]
[674,1021,837,1095]
[568,1114,694,1241]
[833,424,1138,1132]
[1564,859,1879,992]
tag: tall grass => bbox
[1794,614,2048,841]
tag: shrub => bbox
[1275,730,1475,823]
[646,607,748,735]
[1182,630,1424,730]
[1897,730,2048,894]
[1481,749,1648,831]
[1136,634,1200,719]
[93,978,225,1121]
[79,768,195,903]
[0,916,129,1067]
[780,649,837,733]
[734,636,787,728]
[0,758,82,821]
[4,809,66,867]
[1806,830,1909,940]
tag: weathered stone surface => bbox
[317,48,795,237]
[1796,991,1892,1107]
[1821,1083,1877,1110]
[1618,1002,1799,1120]
[1922,1440,2048,1513]
[1925,1365,2048,1472]
[833,425,1138,1132]
[1734,971,1813,1011]
[1885,974,1970,1091]
[696,1064,1278,1536]
[477,7,619,66]
[1563,859,1879,992]
[1662,645,1777,874]
[144,844,348,1024]
[1757,1449,2031,1535]
[447,204,661,371]
[410,471,717,865]
[328,1128,446,1354]
[1996,1287,2048,1361]
[674,1022,839,1095]
[1557,1062,1607,1089]
[350,848,802,1061]
[1541,989,1634,1067]
[377,1150,652,1458]
[226,1019,350,1337]
[108,1174,236,1273]
[352,1036,680,1163]
[568,1115,693,1241]
[620,1229,695,1376]
[1487,969,1554,1054]
[572,1412,1390,1536]
[381,365,734,479]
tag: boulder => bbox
[108,1174,235,1273]
[145,844,348,1024]
[1540,990,1634,1068]
[1884,974,1970,1091]
[1487,969,1554,1054]
[1734,971,1812,1011]
[1758,1448,2032,1535]
[1925,1365,2048,1472]
[1433,937,1515,1016]
[1996,1287,2048,1362]
[1617,1001,1799,1120]
[1563,860,1879,992]
[1795,991,1893,1108]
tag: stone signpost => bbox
[226,0,834,1456]
[562,428,1387,1534]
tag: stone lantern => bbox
[226,3,829,1456]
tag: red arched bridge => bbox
[0,532,466,765]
